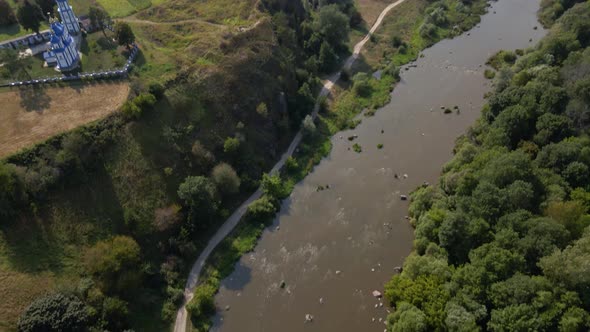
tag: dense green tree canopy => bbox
[17,293,89,332]
[17,0,44,33]
[385,3,590,331]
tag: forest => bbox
[385,1,590,331]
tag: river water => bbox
[212,1,546,331]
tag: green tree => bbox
[559,307,589,332]
[211,163,241,195]
[245,196,276,222]
[16,0,44,34]
[0,163,25,221]
[314,4,349,48]
[302,115,316,136]
[0,0,17,26]
[114,22,135,47]
[35,0,54,16]
[261,173,288,200]
[191,140,215,169]
[178,176,219,221]
[88,6,110,36]
[388,302,428,332]
[0,48,33,80]
[101,297,129,331]
[223,137,241,155]
[17,293,89,332]
[84,236,141,295]
[488,304,542,331]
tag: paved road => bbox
[173,1,408,331]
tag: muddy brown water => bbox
[212,1,546,331]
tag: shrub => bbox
[352,72,372,97]
[101,297,129,331]
[211,163,241,195]
[191,140,215,168]
[17,293,89,332]
[285,156,299,173]
[84,236,141,294]
[178,176,219,221]
[121,100,141,119]
[353,143,362,153]
[256,102,269,117]
[391,35,403,48]
[153,204,182,232]
[223,137,241,155]
[302,115,317,136]
[186,283,216,322]
[261,174,288,200]
[484,69,496,79]
[245,196,277,223]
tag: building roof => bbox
[51,22,65,36]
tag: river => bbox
[211,1,546,331]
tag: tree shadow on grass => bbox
[18,86,52,113]
[0,164,126,274]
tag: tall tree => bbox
[88,6,110,36]
[0,0,17,26]
[114,22,135,48]
[0,48,33,79]
[16,0,45,34]
[35,0,54,17]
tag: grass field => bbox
[97,0,167,17]
[0,82,129,158]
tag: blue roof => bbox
[50,35,60,44]
[51,22,65,36]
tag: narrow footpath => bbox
[173,1,408,331]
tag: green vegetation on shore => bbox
[184,0,493,329]
[384,2,590,331]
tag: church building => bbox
[43,0,81,71]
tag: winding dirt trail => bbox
[173,1,408,331]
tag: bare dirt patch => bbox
[0,82,129,158]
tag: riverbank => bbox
[181,0,495,330]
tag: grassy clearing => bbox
[136,0,259,24]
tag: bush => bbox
[285,156,299,173]
[191,140,215,168]
[223,137,241,155]
[101,297,129,331]
[484,69,496,79]
[186,283,216,322]
[261,174,288,200]
[178,176,219,222]
[121,93,156,120]
[352,72,372,97]
[245,196,277,222]
[302,115,317,136]
[211,163,241,195]
[256,102,268,117]
[84,236,141,294]
[17,293,89,332]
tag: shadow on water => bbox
[220,261,252,291]
[18,86,52,112]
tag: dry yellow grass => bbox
[0,269,56,331]
[0,82,129,158]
